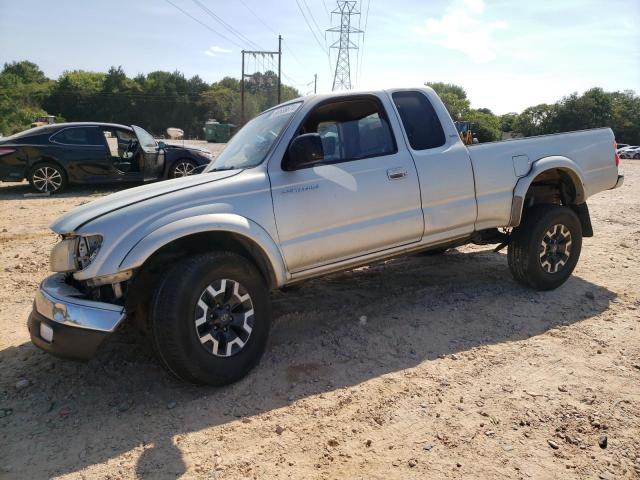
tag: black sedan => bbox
[0,122,213,193]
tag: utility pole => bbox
[240,36,282,125]
[240,50,245,125]
[306,74,318,96]
[277,35,282,104]
[327,1,362,91]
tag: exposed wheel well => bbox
[125,231,277,331]
[170,157,197,167]
[29,158,67,177]
[524,168,583,208]
[519,168,592,237]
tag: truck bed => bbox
[466,127,618,230]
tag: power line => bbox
[191,0,264,51]
[235,1,314,86]
[295,0,329,58]
[301,0,326,46]
[321,0,332,21]
[237,0,278,36]
[354,2,362,87]
[358,0,371,87]
[282,39,308,70]
[166,0,299,93]
[163,0,244,49]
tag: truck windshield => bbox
[205,102,301,172]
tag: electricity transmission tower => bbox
[327,1,362,91]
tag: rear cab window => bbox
[392,91,446,150]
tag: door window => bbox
[51,127,104,146]
[294,97,396,166]
[392,91,446,150]
[132,125,157,149]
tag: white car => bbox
[620,146,640,159]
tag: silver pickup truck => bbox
[28,87,624,385]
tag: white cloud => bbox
[416,0,506,63]
[204,46,232,57]
[464,0,485,14]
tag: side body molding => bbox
[119,213,288,287]
[509,155,586,227]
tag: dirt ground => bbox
[0,160,638,480]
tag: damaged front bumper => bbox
[28,273,125,360]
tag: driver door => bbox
[132,125,165,180]
[269,96,423,273]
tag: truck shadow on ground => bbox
[0,249,616,479]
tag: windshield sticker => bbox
[269,103,300,119]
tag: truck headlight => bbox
[77,235,103,270]
[49,235,103,272]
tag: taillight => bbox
[614,142,620,167]
[0,147,16,157]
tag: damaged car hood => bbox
[50,170,241,234]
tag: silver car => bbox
[28,87,624,385]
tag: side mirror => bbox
[157,141,167,150]
[285,133,324,171]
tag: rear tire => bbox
[150,252,271,385]
[508,204,582,290]
[169,159,198,178]
[28,162,67,193]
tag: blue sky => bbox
[1,0,638,113]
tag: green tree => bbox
[467,109,501,142]
[548,88,613,132]
[43,70,105,122]
[426,82,471,120]
[610,90,640,144]
[500,112,518,132]
[0,61,53,134]
[1,60,47,84]
[510,88,640,144]
[513,104,555,137]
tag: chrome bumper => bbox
[34,273,125,332]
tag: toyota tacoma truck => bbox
[28,87,624,385]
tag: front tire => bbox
[508,204,582,290]
[150,252,271,385]
[28,162,67,193]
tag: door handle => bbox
[387,167,407,180]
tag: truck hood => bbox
[51,170,241,234]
